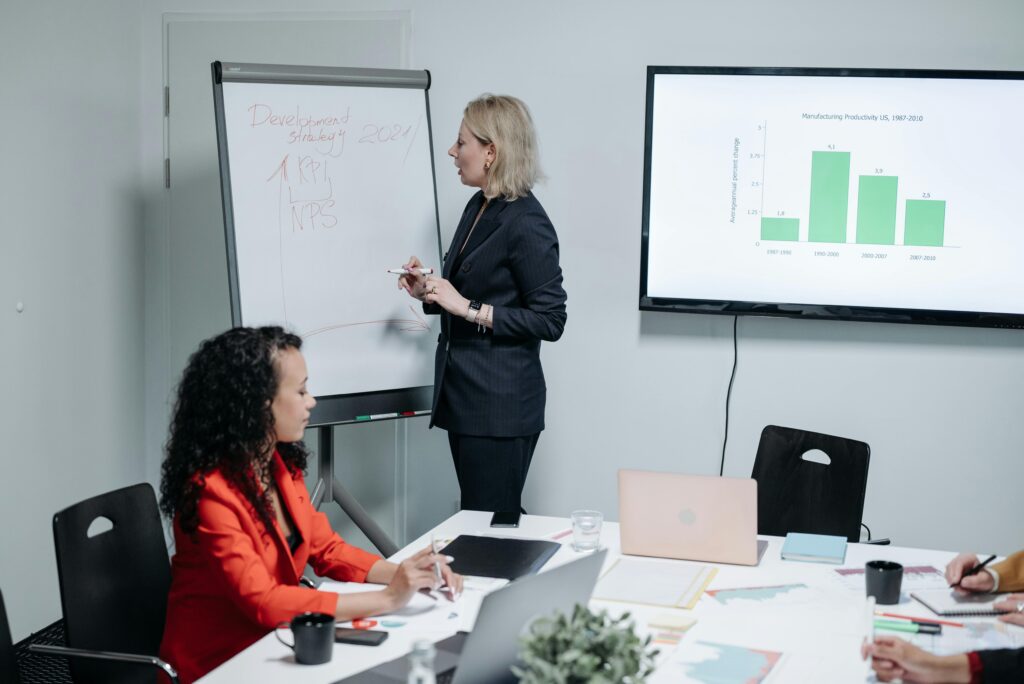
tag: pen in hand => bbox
[950,554,997,588]
[387,268,433,275]
[431,534,448,596]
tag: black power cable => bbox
[719,315,739,476]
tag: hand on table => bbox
[862,637,970,683]
[946,552,996,593]
[438,560,464,601]
[994,592,1024,626]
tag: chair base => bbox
[14,619,73,684]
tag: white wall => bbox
[0,1,144,639]
[4,0,1023,640]
[140,0,1024,558]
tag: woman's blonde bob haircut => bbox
[463,94,542,200]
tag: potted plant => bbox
[513,604,658,683]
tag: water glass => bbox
[571,510,603,552]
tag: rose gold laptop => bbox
[618,469,762,566]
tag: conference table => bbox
[198,511,1020,683]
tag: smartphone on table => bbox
[335,627,389,646]
[489,511,521,528]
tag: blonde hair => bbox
[463,94,542,200]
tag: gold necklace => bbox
[459,199,490,255]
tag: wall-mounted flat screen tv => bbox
[640,66,1024,328]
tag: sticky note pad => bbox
[648,613,697,632]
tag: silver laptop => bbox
[343,549,607,683]
[618,469,763,566]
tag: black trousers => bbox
[447,432,540,513]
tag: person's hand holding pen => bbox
[431,534,464,602]
[397,256,433,301]
[375,546,450,610]
[945,553,997,593]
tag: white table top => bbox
[197,511,1012,683]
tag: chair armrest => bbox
[311,478,326,510]
[28,643,179,683]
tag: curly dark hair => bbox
[160,326,309,539]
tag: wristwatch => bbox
[465,300,482,323]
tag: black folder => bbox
[439,535,560,580]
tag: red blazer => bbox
[159,452,381,683]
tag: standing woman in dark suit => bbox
[398,94,566,513]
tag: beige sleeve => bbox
[990,550,1024,593]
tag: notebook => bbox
[911,588,1008,616]
[780,532,847,564]
[618,469,762,566]
[439,535,561,580]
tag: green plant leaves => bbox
[512,604,659,683]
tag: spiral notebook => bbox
[911,588,1008,616]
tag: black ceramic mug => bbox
[275,612,335,665]
[865,560,903,605]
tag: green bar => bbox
[761,217,800,241]
[904,199,946,247]
[856,176,898,245]
[808,151,851,243]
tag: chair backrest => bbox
[0,588,22,684]
[752,425,870,542]
[52,483,171,684]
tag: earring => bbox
[484,161,491,171]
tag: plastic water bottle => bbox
[407,639,437,684]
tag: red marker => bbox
[876,612,964,628]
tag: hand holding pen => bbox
[946,553,997,592]
[430,534,464,601]
[395,256,434,301]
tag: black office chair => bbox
[1,588,22,684]
[30,483,178,684]
[752,425,882,543]
[4,589,73,684]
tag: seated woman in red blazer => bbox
[158,326,462,683]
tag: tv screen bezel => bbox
[639,65,1024,330]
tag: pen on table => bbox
[387,268,433,275]
[876,611,964,628]
[950,554,997,588]
[874,619,942,635]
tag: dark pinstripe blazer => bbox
[425,190,567,437]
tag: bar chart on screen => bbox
[645,71,1024,315]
